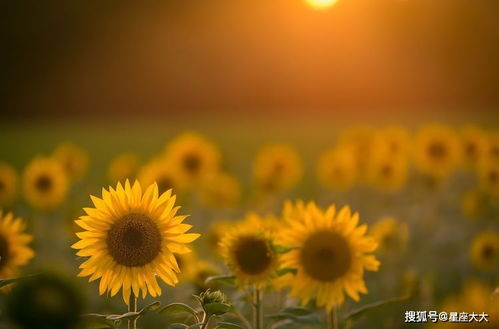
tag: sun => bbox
[306,0,338,10]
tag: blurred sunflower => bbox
[0,211,34,280]
[138,158,184,195]
[485,131,499,163]
[413,124,462,179]
[461,126,489,169]
[461,189,489,219]
[0,163,18,208]
[278,201,379,310]
[52,142,89,181]
[370,217,408,252]
[190,260,219,294]
[317,147,357,191]
[219,213,280,288]
[477,159,499,196]
[72,180,199,303]
[372,126,411,157]
[23,157,69,211]
[337,126,375,178]
[253,144,303,194]
[205,219,233,257]
[470,231,498,271]
[200,172,241,208]
[164,132,221,185]
[174,249,198,283]
[367,153,408,192]
[108,153,140,183]
[437,281,498,329]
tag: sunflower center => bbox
[157,175,173,194]
[380,164,393,178]
[488,170,498,185]
[465,142,477,157]
[428,142,447,159]
[0,234,10,270]
[233,236,273,275]
[35,174,52,192]
[300,230,352,282]
[106,213,161,267]
[183,153,201,174]
[0,180,5,191]
[481,244,495,259]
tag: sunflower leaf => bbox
[344,295,410,320]
[272,244,298,254]
[0,274,39,288]
[138,301,161,315]
[158,303,199,322]
[81,313,120,328]
[276,268,297,277]
[168,324,189,329]
[205,275,236,286]
[214,321,245,329]
[203,302,233,316]
[266,310,320,325]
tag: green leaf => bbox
[277,306,313,316]
[345,295,410,320]
[272,244,298,254]
[158,303,199,322]
[203,302,232,316]
[0,274,39,288]
[81,313,119,329]
[276,268,297,277]
[214,322,245,329]
[106,311,140,321]
[188,324,204,329]
[266,309,320,325]
[205,275,235,286]
[138,301,161,315]
[270,320,296,329]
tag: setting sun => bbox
[306,0,338,10]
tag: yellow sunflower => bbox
[413,124,462,179]
[470,231,498,271]
[23,157,69,211]
[164,132,221,185]
[219,213,280,289]
[278,201,380,310]
[337,126,375,179]
[253,144,303,194]
[108,153,141,184]
[72,180,200,304]
[372,126,411,157]
[477,159,499,196]
[366,153,408,192]
[436,280,498,329]
[52,142,89,181]
[200,172,241,208]
[461,189,488,219]
[138,158,185,195]
[461,126,489,169]
[317,147,357,191]
[0,211,34,279]
[0,163,18,208]
[205,219,233,257]
[485,131,499,163]
[370,217,408,252]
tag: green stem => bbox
[252,286,263,329]
[327,305,338,329]
[201,313,212,329]
[128,294,138,329]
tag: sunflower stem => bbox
[252,286,263,329]
[128,294,138,329]
[327,305,339,329]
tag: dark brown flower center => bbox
[233,236,273,275]
[465,142,477,157]
[0,234,10,270]
[106,213,161,267]
[35,174,52,192]
[488,170,498,185]
[0,180,5,192]
[157,175,173,194]
[380,164,393,178]
[183,153,201,174]
[428,141,447,159]
[481,244,495,260]
[300,230,352,282]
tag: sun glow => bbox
[306,0,338,10]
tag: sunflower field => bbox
[0,120,497,329]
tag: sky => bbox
[1,0,499,121]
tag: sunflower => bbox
[366,153,408,192]
[174,249,198,283]
[372,126,411,157]
[370,217,408,252]
[470,231,498,270]
[52,142,89,181]
[485,131,499,163]
[190,260,219,294]
[138,158,185,195]
[278,201,379,310]
[219,213,280,288]
[72,180,200,304]
[477,159,499,196]
[23,157,69,211]
[413,124,462,179]
[461,126,489,169]
[0,163,18,208]
[461,189,489,219]
[164,132,221,185]
[337,126,375,178]
[0,211,34,280]
[200,172,241,208]
[108,153,141,183]
[317,147,357,191]
[436,281,498,329]
[205,219,233,257]
[253,144,303,194]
